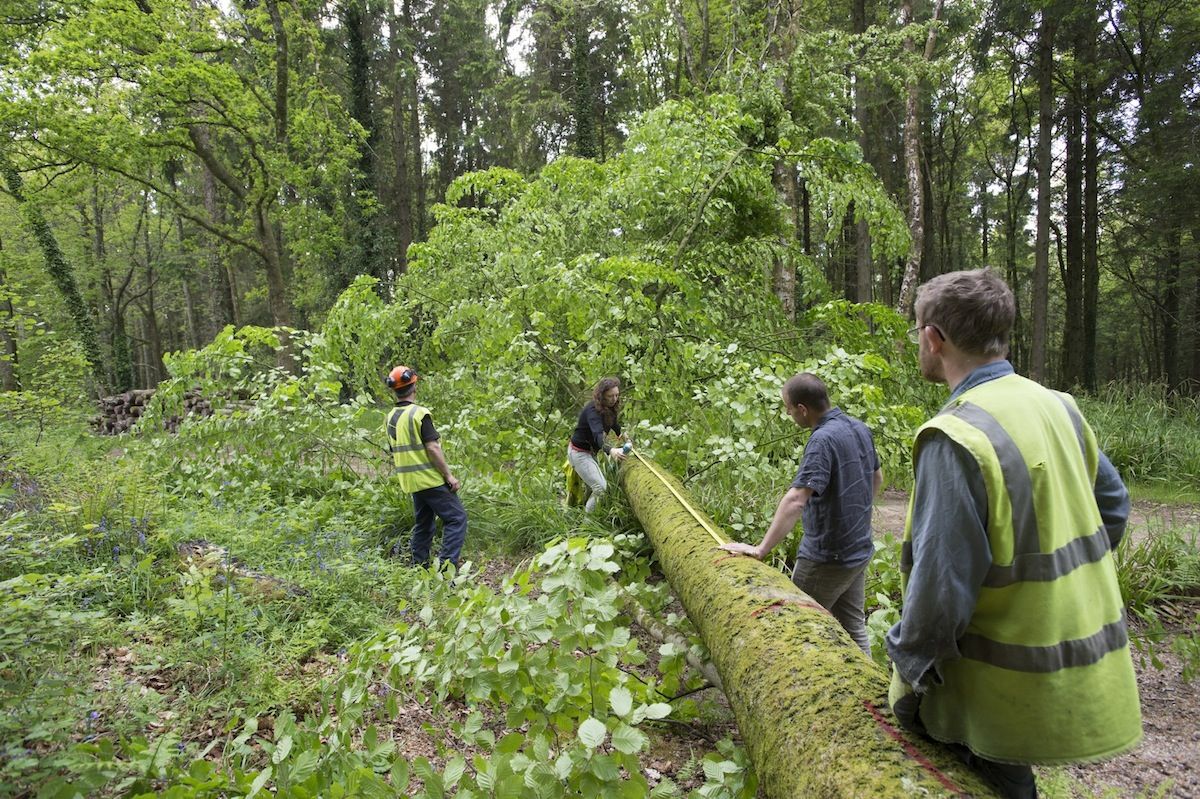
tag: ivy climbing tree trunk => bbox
[0,151,102,379]
[0,248,18,391]
[620,457,1000,799]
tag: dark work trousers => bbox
[956,747,1037,799]
[411,484,468,567]
[897,698,1037,799]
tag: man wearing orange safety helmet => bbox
[383,366,467,567]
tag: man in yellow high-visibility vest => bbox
[383,366,467,567]
[887,270,1140,798]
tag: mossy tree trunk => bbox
[621,457,1000,799]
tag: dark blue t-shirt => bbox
[791,408,880,567]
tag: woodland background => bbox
[0,0,1197,395]
[1,2,1200,798]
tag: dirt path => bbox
[874,489,1200,543]
[873,490,1200,797]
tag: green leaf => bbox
[247,766,272,797]
[443,755,466,787]
[290,749,319,782]
[272,735,293,764]
[390,757,409,790]
[643,702,672,720]
[497,732,524,754]
[608,685,633,718]
[577,717,607,749]
[610,723,648,755]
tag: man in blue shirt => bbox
[720,372,882,655]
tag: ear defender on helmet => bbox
[386,366,418,390]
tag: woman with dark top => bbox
[568,376,628,512]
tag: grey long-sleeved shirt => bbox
[885,361,1131,692]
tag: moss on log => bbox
[621,456,1000,799]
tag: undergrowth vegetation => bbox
[1,97,1197,797]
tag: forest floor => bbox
[379,495,1200,796]
[873,490,1200,798]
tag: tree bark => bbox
[1084,82,1099,391]
[200,160,237,332]
[772,162,797,321]
[174,214,201,349]
[342,0,380,283]
[620,457,1001,799]
[571,10,598,159]
[1061,77,1084,389]
[0,249,19,391]
[1163,225,1181,392]
[404,0,426,240]
[1191,227,1200,395]
[979,173,989,266]
[1031,11,1056,383]
[853,0,873,303]
[390,7,416,278]
[894,0,944,317]
[0,151,102,379]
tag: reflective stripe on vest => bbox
[902,373,1141,764]
[385,405,444,493]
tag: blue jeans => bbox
[411,485,467,567]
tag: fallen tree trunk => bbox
[621,455,999,798]
[618,588,723,690]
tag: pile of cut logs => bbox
[92,388,214,435]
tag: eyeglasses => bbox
[906,324,943,344]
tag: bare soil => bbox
[873,490,1200,797]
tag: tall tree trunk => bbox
[619,457,1002,798]
[1081,11,1100,392]
[1191,227,1200,395]
[800,177,812,256]
[200,167,237,332]
[404,0,426,238]
[342,0,380,283]
[853,0,873,303]
[264,0,295,371]
[390,8,416,278]
[142,305,163,385]
[0,151,102,379]
[979,174,990,267]
[1031,11,1056,382]
[1061,80,1084,388]
[772,161,797,321]
[767,0,799,320]
[0,248,19,391]
[894,0,944,316]
[571,10,598,159]
[1163,225,1182,392]
[670,0,695,87]
[174,214,201,348]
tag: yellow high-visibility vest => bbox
[901,374,1141,764]
[385,404,445,493]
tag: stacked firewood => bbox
[92,387,214,435]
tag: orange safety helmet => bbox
[385,365,418,390]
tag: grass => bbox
[1079,383,1200,486]
[3,377,1199,794]
[1128,480,1200,505]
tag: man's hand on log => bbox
[718,541,764,559]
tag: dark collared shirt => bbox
[792,408,881,568]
